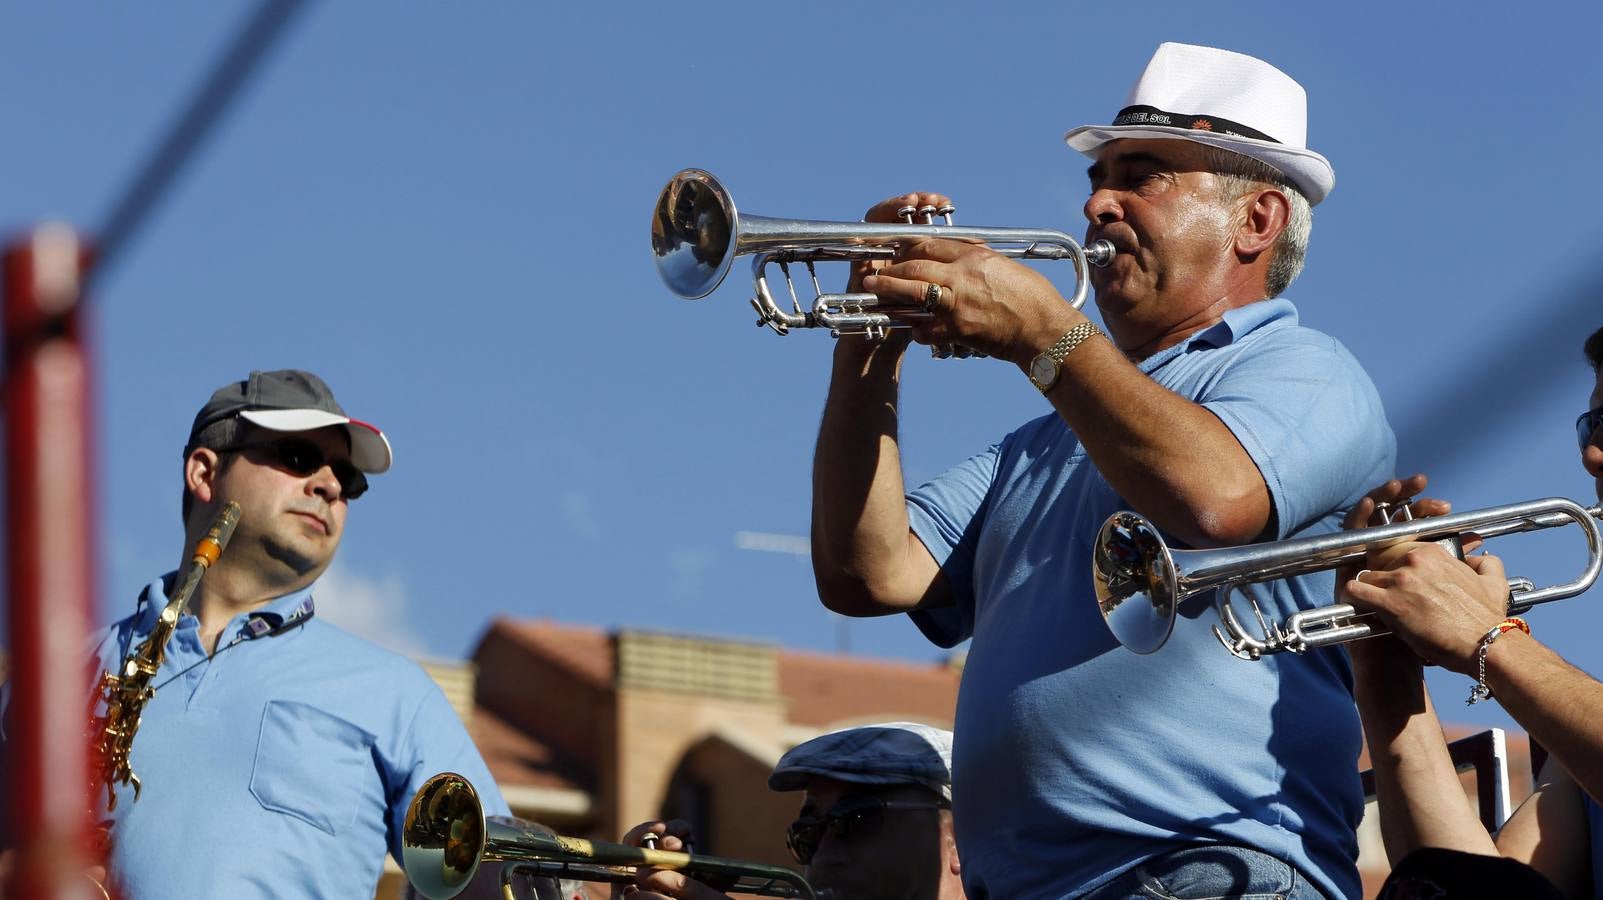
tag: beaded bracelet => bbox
[1466,617,1530,705]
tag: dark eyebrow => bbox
[1089,151,1170,185]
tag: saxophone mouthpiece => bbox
[193,501,243,567]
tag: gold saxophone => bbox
[89,501,242,810]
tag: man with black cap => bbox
[809,43,1394,900]
[621,722,963,900]
[24,370,508,898]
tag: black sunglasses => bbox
[230,438,368,500]
[784,794,947,865]
[1577,406,1603,452]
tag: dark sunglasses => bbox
[230,438,368,500]
[784,794,947,865]
[1577,406,1603,452]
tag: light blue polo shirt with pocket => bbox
[86,575,508,899]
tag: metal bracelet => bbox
[1466,617,1529,705]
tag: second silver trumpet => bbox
[1093,496,1603,659]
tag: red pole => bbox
[3,224,100,900]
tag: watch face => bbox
[1030,355,1056,387]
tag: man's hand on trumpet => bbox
[863,237,1083,366]
[1338,474,1515,676]
[612,820,729,900]
[836,193,957,357]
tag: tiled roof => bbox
[481,618,959,730]
[488,617,613,689]
[778,648,959,727]
[474,706,592,794]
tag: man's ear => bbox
[185,448,225,506]
[1236,187,1290,259]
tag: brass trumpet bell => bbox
[403,772,818,899]
[403,772,489,899]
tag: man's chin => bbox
[264,537,334,580]
[1091,285,1138,317]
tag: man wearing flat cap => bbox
[810,43,1394,899]
[2,370,508,898]
[622,722,964,900]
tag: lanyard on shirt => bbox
[149,597,315,691]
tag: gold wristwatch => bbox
[1027,321,1104,393]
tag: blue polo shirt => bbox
[83,576,508,899]
[907,299,1394,900]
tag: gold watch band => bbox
[1033,321,1104,393]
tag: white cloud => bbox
[313,563,428,657]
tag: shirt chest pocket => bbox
[250,699,376,836]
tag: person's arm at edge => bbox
[1493,757,1591,899]
[809,194,957,619]
[1347,480,1496,861]
[1345,480,1595,895]
[1353,652,1498,860]
[810,336,948,617]
[1480,632,1603,818]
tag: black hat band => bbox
[1110,105,1279,144]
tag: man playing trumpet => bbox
[1350,326,1603,898]
[618,722,963,900]
[810,43,1394,899]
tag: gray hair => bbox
[1199,146,1312,298]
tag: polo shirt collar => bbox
[131,573,316,642]
[1137,298,1298,373]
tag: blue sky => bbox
[2,1,1601,729]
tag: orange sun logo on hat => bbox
[1191,119,1214,132]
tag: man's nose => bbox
[1583,439,1603,479]
[306,465,342,502]
[1084,188,1122,226]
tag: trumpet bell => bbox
[652,168,737,300]
[403,772,489,899]
[1094,511,1180,654]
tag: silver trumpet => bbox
[651,169,1115,352]
[403,772,817,899]
[1093,497,1603,660]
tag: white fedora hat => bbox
[1064,42,1335,205]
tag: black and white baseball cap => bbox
[185,369,392,474]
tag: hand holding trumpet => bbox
[863,234,1089,366]
[1340,475,1518,676]
[612,821,728,900]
